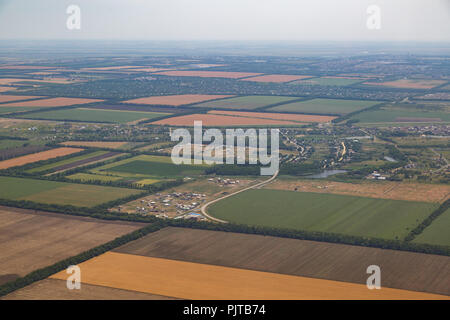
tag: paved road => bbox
[200,169,280,223]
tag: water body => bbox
[305,169,347,179]
[384,156,397,162]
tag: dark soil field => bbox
[0,206,145,285]
[114,227,450,296]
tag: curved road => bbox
[200,169,279,223]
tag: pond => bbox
[304,169,347,179]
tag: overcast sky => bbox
[0,0,449,42]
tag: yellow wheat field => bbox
[51,252,449,300]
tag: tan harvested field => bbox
[0,65,52,70]
[364,79,447,89]
[266,179,450,203]
[0,206,145,285]
[0,95,42,104]
[0,78,78,85]
[2,279,175,300]
[50,252,449,300]
[209,110,337,123]
[81,66,145,71]
[0,97,102,108]
[154,70,262,79]
[123,94,234,106]
[241,74,312,83]
[0,147,83,169]
[0,87,16,93]
[61,141,128,149]
[151,113,302,126]
[114,227,450,296]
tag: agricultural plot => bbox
[66,173,124,183]
[112,227,450,296]
[0,97,102,107]
[26,151,120,174]
[0,139,30,150]
[61,141,129,149]
[154,70,262,79]
[0,147,83,170]
[0,87,16,93]
[241,74,312,83]
[350,104,450,124]
[150,113,304,127]
[413,209,450,247]
[0,95,42,104]
[363,79,447,89]
[0,107,36,115]
[123,94,234,106]
[192,95,299,110]
[208,110,336,123]
[267,179,450,203]
[19,108,171,124]
[0,206,144,285]
[207,189,437,240]
[269,98,381,115]
[0,176,142,207]
[93,155,207,179]
[291,76,366,86]
[47,252,447,300]
[2,279,174,300]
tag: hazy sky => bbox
[0,0,449,42]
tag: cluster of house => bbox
[369,171,387,180]
[208,177,240,185]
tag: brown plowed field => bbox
[0,206,145,285]
[49,252,449,300]
[241,74,312,83]
[0,147,83,169]
[209,110,336,123]
[266,179,450,203]
[123,94,233,106]
[364,79,447,89]
[61,141,128,149]
[0,97,102,107]
[150,113,302,126]
[2,279,176,300]
[0,95,42,104]
[114,227,450,296]
[154,70,262,79]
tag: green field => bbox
[192,95,300,110]
[66,173,123,183]
[269,98,380,115]
[412,208,450,247]
[0,176,141,207]
[291,77,365,87]
[26,150,108,173]
[0,107,35,115]
[92,154,207,179]
[19,108,171,123]
[350,105,450,124]
[0,139,30,150]
[208,189,436,240]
